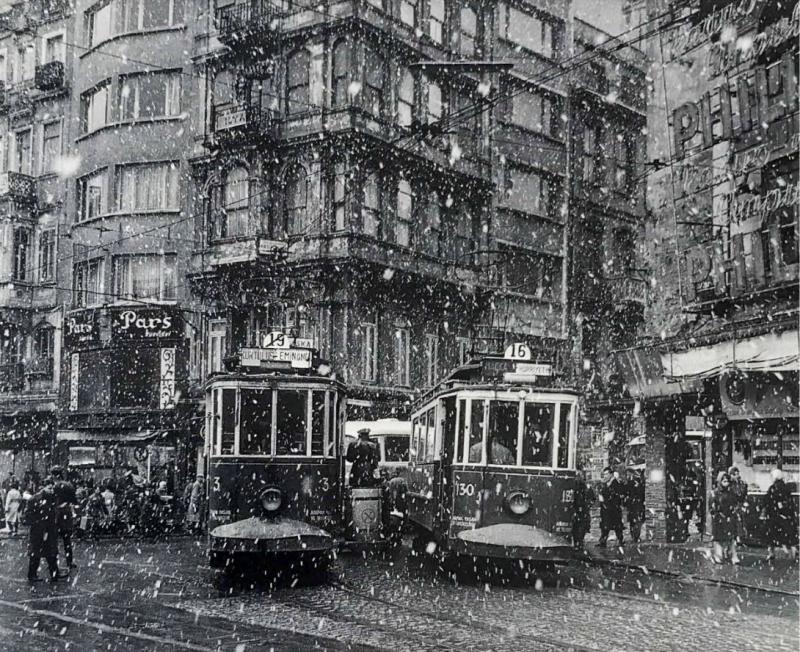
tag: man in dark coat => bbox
[572,470,595,550]
[764,469,799,561]
[596,467,625,547]
[51,466,77,569]
[625,468,646,543]
[346,428,380,488]
[27,477,61,582]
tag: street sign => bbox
[240,347,312,369]
[504,343,532,361]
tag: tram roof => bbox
[204,370,346,391]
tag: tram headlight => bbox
[260,487,283,514]
[506,491,531,516]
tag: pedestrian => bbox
[101,480,116,516]
[85,485,109,539]
[346,428,380,488]
[186,475,206,533]
[763,469,799,561]
[4,479,22,536]
[51,467,77,569]
[596,467,625,547]
[728,465,748,543]
[27,476,62,582]
[710,471,740,564]
[572,469,595,550]
[625,468,646,543]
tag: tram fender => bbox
[210,517,334,553]
[454,523,572,560]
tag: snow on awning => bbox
[663,329,799,380]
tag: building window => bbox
[285,164,308,235]
[115,162,179,212]
[445,206,475,262]
[112,254,177,302]
[363,47,385,117]
[41,120,62,175]
[427,79,444,123]
[287,49,310,115]
[396,179,413,247]
[118,0,184,32]
[208,320,227,374]
[778,204,798,266]
[14,43,35,82]
[421,191,442,257]
[397,69,415,127]
[215,166,250,239]
[509,90,558,136]
[457,337,471,365]
[79,169,107,221]
[425,333,438,386]
[498,3,557,58]
[87,1,114,47]
[394,326,410,386]
[74,258,105,307]
[42,33,65,64]
[332,163,348,231]
[428,0,445,43]
[33,326,54,365]
[361,321,378,382]
[582,125,601,185]
[81,81,110,133]
[118,71,181,121]
[331,39,350,108]
[12,227,31,282]
[613,133,635,193]
[459,6,478,57]
[500,245,561,298]
[38,230,55,282]
[400,0,417,27]
[504,166,553,216]
[613,228,635,273]
[13,129,32,176]
[362,172,381,237]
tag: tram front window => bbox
[522,403,555,467]
[240,389,272,455]
[276,389,308,455]
[467,399,486,462]
[487,401,519,465]
[220,389,236,455]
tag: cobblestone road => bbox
[0,535,796,651]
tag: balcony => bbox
[604,275,647,308]
[25,357,54,377]
[216,0,282,47]
[211,102,276,146]
[0,362,24,392]
[34,61,65,92]
[0,172,36,204]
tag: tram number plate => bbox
[455,482,476,497]
[562,489,574,503]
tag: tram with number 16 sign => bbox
[204,332,346,573]
[403,344,580,565]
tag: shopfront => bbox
[57,307,196,491]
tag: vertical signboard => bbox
[160,347,177,409]
[69,353,79,411]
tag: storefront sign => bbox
[240,347,312,369]
[64,312,99,349]
[159,348,177,409]
[666,0,759,59]
[69,353,79,411]
[112,308,180,340]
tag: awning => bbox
[663,329,799,380]
[56,430,173,443]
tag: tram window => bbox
[418,411,428,462]
[276,390,308,455]
[457,399,467,462]
[385,435,410,462]
[441,397,457,463]
[220,389,236,455]
[488,401,519,465]
[558,403,572,468]
[522,403,555,467]
[426,406,436,462]
[311,391,326,456]
[239,389,272,455]
[467,399,486,463]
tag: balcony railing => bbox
[604,275,647,307]
[0,171,36,203]
[0,362,24,392]
[35,60,65,92]
[216,0,282,45]
[212,102,276,143]
[25,357,54,376]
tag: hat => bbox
[357,428,371,436]
[50,465,64,478]
[716,471,729,485]
[771,469,784,482]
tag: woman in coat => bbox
[710,471,740,564]
[4,480,21,535]
[763,469,799,561]
[728,465,748,542]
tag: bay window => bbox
[428,0,445,43]
[285,164,308,235]
[81,81,110,133]
[112,254,177,302]
[79,169,107,221]
[13,227,31,282]
[74,258,105,307]
[363,48,385,117]
[287,49,310,115]
[87,2,113,47]
[331,40,350,108]
[118,71,181,120]
[397,69,415,126]
[498,3,558,59]
[115,162,180,211]
[362,173,381,237]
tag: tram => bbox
[404,345,580,564]
[204,336,346,571]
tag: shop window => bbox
[111,346,160,408]
[733,420,800,489]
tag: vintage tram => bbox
[204,339,346,571]
[404,347,580,564]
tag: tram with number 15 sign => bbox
[204,332,346,572]
[403,344,580,564]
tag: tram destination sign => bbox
[239,347,312,369]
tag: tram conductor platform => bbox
[347,428,380,488]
